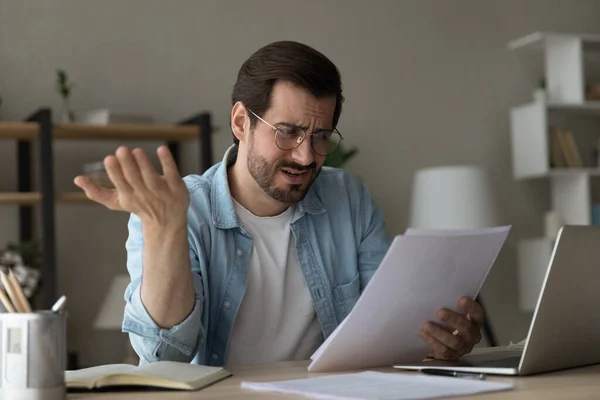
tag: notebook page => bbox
[241,371,514,400]
[135,361,225,382]
[66,364,137,382]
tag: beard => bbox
[247,143,320,204]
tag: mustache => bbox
[278,161,317,172]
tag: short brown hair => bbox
[231,41,344,144]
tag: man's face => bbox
[246,81,336,204]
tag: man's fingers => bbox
[420,328,460,360]
[438,308,473,336]
[460,297,485,326]
[132,148,162,191]
[424,322,466,354]
[115,146,146,190]
[157,145,181,186]
[421,299,485,361]
[104,155,132,193]
[74,176,120,210]
[73,175,92,191]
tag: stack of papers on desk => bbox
[308,226,511,372]
[241,371,514,400]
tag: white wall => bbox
[1,0,599,367]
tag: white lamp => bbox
[94,274,139,364]
[409,165,500,229]
[408,165,500,346]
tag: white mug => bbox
[0,311,67,400]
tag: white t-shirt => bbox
[226,200,323,365]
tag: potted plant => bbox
[0,240,42,300]
[324,142,358,168]
[56,69,75,122]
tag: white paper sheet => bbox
[308,226,511,372]
[241,371,514,400]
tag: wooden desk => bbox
[68,360,600,399]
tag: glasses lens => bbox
[276,127,342,156]
[313,130,341,156]
[276,126,305,150]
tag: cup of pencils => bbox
[0,270,68,400]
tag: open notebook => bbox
[66,361,232,391]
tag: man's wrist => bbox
[141,219,187,239]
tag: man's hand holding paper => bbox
[308,226,510,372]
[421,296,484,360]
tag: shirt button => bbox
[212,353,219,360]
[223,301,231,309]
[236,248,243,257]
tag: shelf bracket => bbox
[26,108,57,309]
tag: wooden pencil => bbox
[0,287,16,313]
[0,271,24,313]
[8,270,32,313]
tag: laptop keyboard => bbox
[470,356,521,368]
[461,352,522,368]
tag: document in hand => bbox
[308,226,511,372]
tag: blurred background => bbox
[1,0,600,368]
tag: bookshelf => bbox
[0,122,201,141]
[0,108,217,310]
[509,32,600,311]
[0,192,92,205]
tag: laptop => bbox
[394,225,600,376]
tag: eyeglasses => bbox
[248,109,343,156]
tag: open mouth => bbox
[281,168,308,177]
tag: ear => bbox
[231,101,249,144]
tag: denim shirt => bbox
[121,145,392,366]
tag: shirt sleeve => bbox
[356,181,393,291]
[121,213,207,364]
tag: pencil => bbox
[0,271,24,313]
[8,270,32,313]
[0,287,16,313]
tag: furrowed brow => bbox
[274,121,309,130]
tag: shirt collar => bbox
[211,145,326,229]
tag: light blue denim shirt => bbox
[122,145,392,366]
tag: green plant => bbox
[56,69,75,122]
[5,240,42,270]
[0,240,42,299]
[323,142,358,168]
[56,69,74,100]
[538,77,546,89]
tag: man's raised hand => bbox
[74,145,190,229]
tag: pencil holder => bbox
[0,311,67,400]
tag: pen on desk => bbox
[421,368,487,380]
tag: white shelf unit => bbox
[509,32,600,311]
[510,100,600,225]
[508,31,600,103]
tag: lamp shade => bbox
[93,274,131,330]
[409,165,499,229]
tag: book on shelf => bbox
[549,128,582,168]
[65,361,231,391]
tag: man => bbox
[74,40,484,366]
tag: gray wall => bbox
[1,0,599,367]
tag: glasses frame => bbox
[247,109,343,157]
